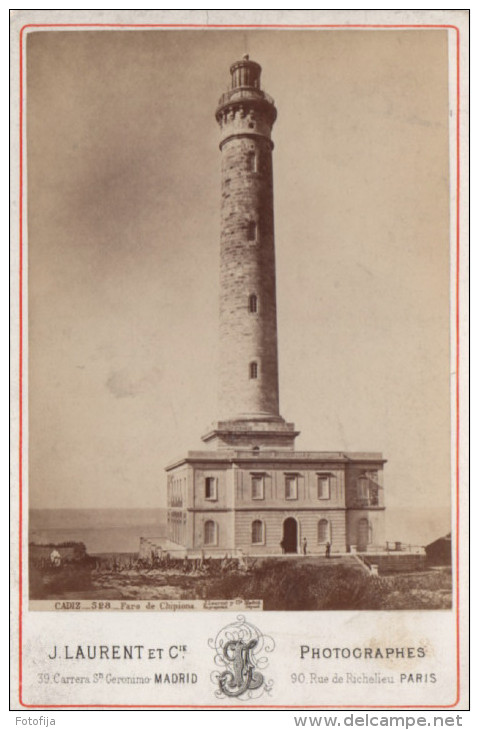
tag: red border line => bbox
[455,21,461,706]
[18,21,462,710]
[19,23,460,29]
[18,21,24,706]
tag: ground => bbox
[29,554,452,610]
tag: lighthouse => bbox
[159,57,386,557]
[202,55,298,451]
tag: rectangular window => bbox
[205,477,217,501]
[285,475,298,500]
[317,476,330,500]
[251,475,264,500]
[357,477,369,500]
[247,220,257,241]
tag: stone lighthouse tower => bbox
[202,55,298,451]
[158,57,386,558]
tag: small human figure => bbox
[237,549,246,570]
[302,537,307,555]
[325,541,331,558]
[280,538,285,554]
[50,549,61,568]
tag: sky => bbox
[26,28,452,544]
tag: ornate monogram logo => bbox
[209,615,275,700]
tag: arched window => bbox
[247,220,257,241]
[252,520,265,545]
[249,361,258,379]
[357,518,372,549]
[318,519,331,544]
[249,294,258,313]
[204,520,217,546]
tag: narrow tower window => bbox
[249,361,258,379]
[246,151,257,172]
[249,294,258,313]
[247,220,257,241]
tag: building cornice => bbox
[166,451,386,471]
[179,506,386,513]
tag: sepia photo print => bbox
[26,27,455,612]
[11,8,470,711]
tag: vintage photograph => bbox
[27,28,452,610]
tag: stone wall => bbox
[218,122,280,420]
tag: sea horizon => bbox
[28,505,450,555]
[29,507,168,554]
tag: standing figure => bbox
[50,549,61,568]
[325,541,331,558]
[302,537,307,555]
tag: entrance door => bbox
[282,517,298,554]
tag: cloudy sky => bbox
[27,28,451,543]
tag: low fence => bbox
[356,551,427,574]
[139,537,248,562]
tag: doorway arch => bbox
[282,517,298,554]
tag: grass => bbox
[195,561,451,610]
[29,556,452,610]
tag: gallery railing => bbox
[217,88,275,107]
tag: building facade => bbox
[165,56,386,555]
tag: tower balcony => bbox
[215,87,276,126]
[217,87,275,109]
[216,56,277,142]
